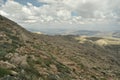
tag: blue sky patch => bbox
[72,11,78,16]
[14,0,45,7]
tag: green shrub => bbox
[0,50,6,56]
[56,62,71,74]
[0,67,10,77]
[47,74,58,80]
[100,78,107,80]
[26,57,40,77]
[91,75,98,80]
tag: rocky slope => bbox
[0,15,120,80]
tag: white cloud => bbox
[0,1,36,23]
[22,6,32,15]
[0,10,9,16]
[0,0,120,31]
[57,9,71,20]
[38,0,58,4]
[24,20,37,23]
[0,1,3,6]
[37,0,120,23]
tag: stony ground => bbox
[0,15,120,80]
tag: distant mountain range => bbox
[0,15,120,80]
[30,28,120,38]
[112,31,120,38]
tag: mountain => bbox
[0,15,120,80]
[112,31,120,38]
[64,30,101,36]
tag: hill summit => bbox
[0,15,120,80]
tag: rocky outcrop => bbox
[0,61,16,69]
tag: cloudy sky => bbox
[0,0,120,32]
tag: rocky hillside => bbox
[0,15,120,80]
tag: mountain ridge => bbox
[0,15,120,80]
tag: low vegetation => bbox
[0,15,120,80]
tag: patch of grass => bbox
[24,66,40,77]
[100,78,107,80]
[78,63,85,69]
[0,27,12,34]
[56,62,71,74]
[0,49,6,56]
[0,67,11,77]
[35,57,52,68]
[26,57,40,77]
[47,74,58,80]
[91,75,98,80]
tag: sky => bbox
[0,0,120,32]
